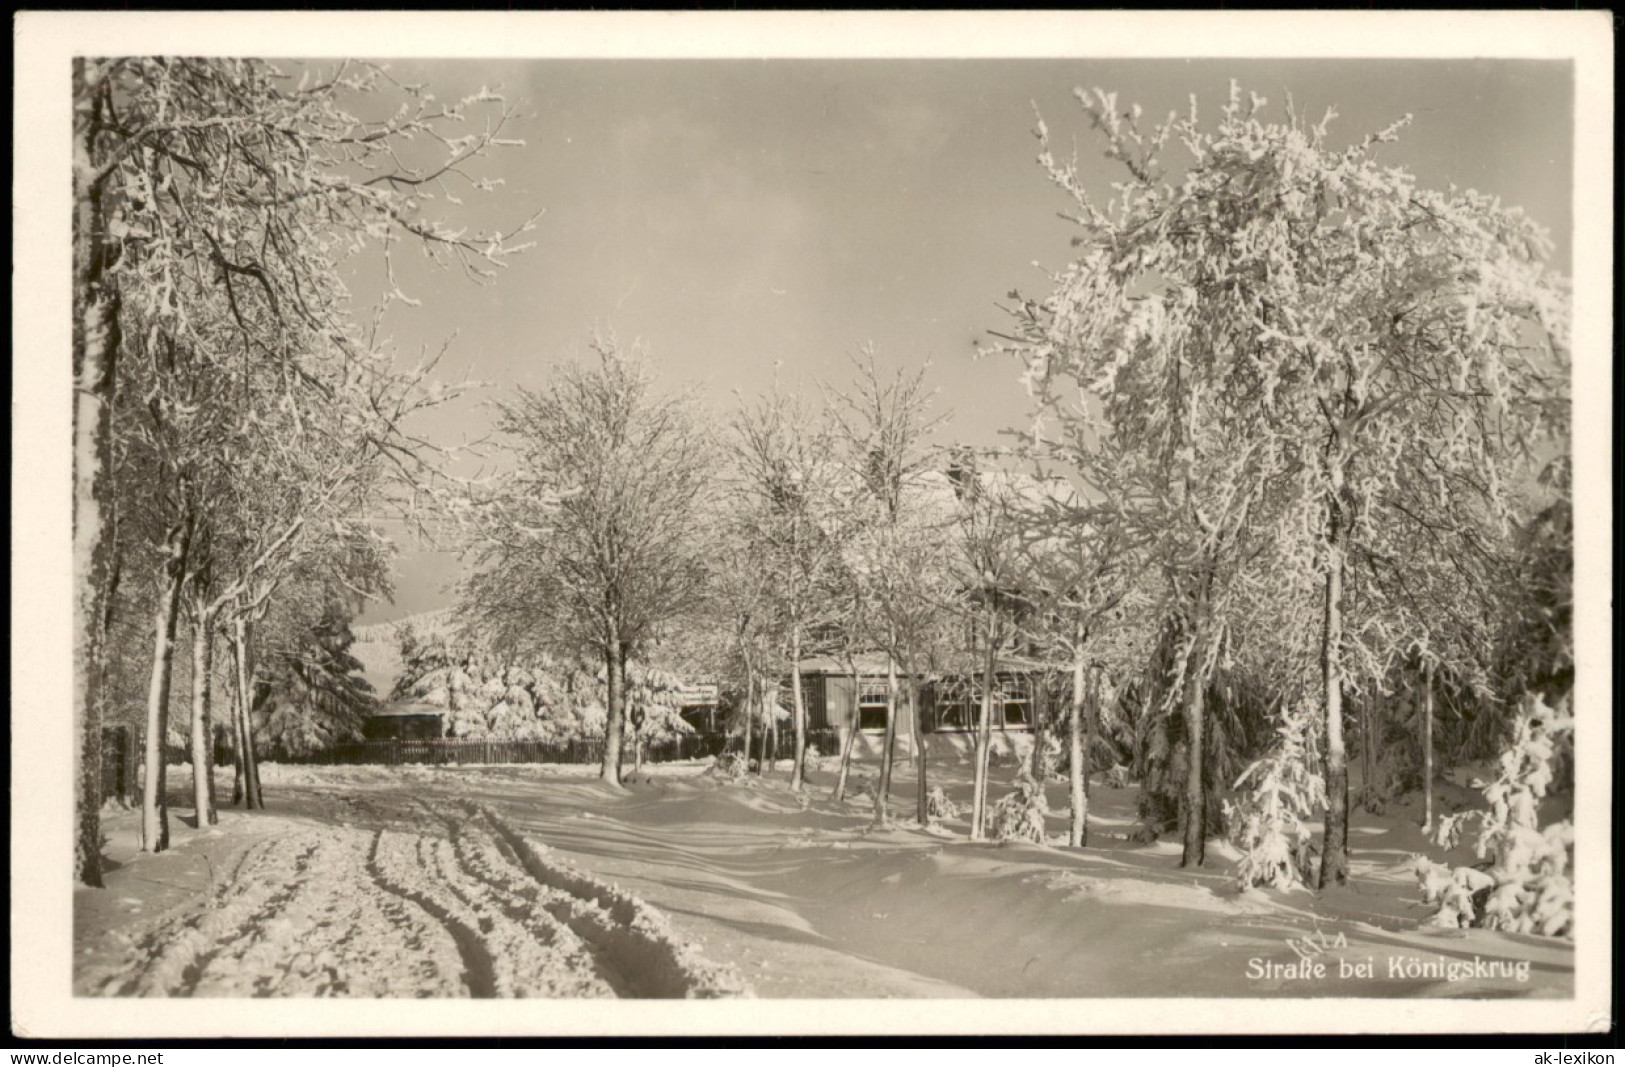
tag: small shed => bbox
[362,702,446,741]
[675,682,722,734]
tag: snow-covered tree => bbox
[1418,692,1573,938]
[940,455,1036,841]
[1226,705,1327,891]
[622,664,696,774]
[987,771,1050,845]
[460,338,716,786]
[727,383,849,790]
[72,57,533,877]
[990,82,1568,884]
[253,600,377,760]
[828,354,954,825]
[1009,445,1148,849]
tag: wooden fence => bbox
[289,727,843,768]
[95,722,847,775]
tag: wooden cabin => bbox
[362,702,446,741]
[792,653,1057,759]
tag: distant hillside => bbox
[351,609,459,701]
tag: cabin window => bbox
[857,679,889,731]
[797,678,820,729]
[680,706,718,734]
[933,689,975,731]
[1001,675,1033,729]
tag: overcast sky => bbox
[350,57,1574,624]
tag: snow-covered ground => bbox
[75,758,1573,999]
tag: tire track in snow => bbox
[473,804,749,998]
[408,798,634,996]
[87,802,744,999]
[366,829,500,998]
[107,836,321,996]
[412,832,614,997]
[192,828,465,997]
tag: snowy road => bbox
[78,762,1574,1000]
[80,800,746,999]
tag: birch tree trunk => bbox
[188,608,217,827]
[790,626,807,790]
[1068,647,1086,849]
[1084,666,1100,807]
[1422,663,1435,832]
[970,613,998,841]
[756,687,766,772]
[1318,479,1351,888]
[141,525,190,852]
[832,655,860,802]
[766,682,778,775]
[741,670,755,773]
[875,656,899,825]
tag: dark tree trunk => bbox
[764,685,777,774]
[232,618,263,810]
[1030,672,1048,784]
[789,627,807,791]
[231,723,244,806]
[970,612,998,840]
[741,670,754,772]
[204,628,219,816]
[1319,484,1351,889]
[73,59,122,888]
[601,639,626,786]
[1180,612,1210,869]
[910,672,928,825]
[1179,671,1207,867]
[141,523,190,852]
[1068,649,1087,849]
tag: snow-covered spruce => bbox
[926,785,961,822]
[1224,707,1326,891]
[1415,693,1574,938]
[708,752,747,780]
[986,773,1049,845]
[478,806,749,998]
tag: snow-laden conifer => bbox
[1225,706,1326,891]
[1416,693,1573,937]
[986,772,1049,845]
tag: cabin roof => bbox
[795,653,1061,676]
[368,702,446,718]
